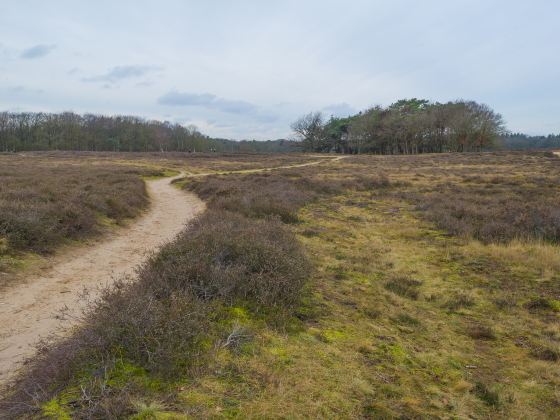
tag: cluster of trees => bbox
[498,133,560,150]
[0,112,301,153]
[291,99,506,154]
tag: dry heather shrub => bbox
[183,173,316,223]
[0,279,212,418]
[467,324,496,340]
[83,282,213,374]
[0,162,153,253]
[413,189,560,244]
[140,209,311,308]
[183,170,395,224]
[1,203,311,418]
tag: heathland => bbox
[0,151,559,418]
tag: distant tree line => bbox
[291,99,507,154]
[498,133,560,150]
[0,111,301,153]
[4,108,555,155]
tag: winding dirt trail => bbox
[0,155,344,386]
[0,174,205,385]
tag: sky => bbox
[0,1,558,139]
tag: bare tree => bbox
[291,112,325,152]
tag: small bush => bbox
[384,276,422,299]
[473,382,500,407]
[467,324,496,340]
[525,297,556,312]
[528,340,560,362]
[140,210,310,308]
[444,292,475,311]
[408,181,560,244]
[183,173,317,224]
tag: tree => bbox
[291,112,325,152]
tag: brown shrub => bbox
[410,188,560,244]
[0,159,153,253]
[140,209,310,308]
[182,169,396,226]
[1,168,313,417]
[524,297,556,312]
[530,346,560,362]
[467,324,496,340]
[1,278,212,418]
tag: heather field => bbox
[1,151,559,418]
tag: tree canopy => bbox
[498,133,560,150]
[291,99,507,154]
[0,112,301,153]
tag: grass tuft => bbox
[384,275,422,299]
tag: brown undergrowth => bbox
[2,151,559,418]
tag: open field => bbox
[6,151,317,173]
[1,151,559,418]
[0,155,163,289]
[0,153,322,387]
[0,173,205,384]
[0,153,317,289]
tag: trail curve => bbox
[0,155,345,386]
[0,174,205,385]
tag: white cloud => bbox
[0,0,558,138]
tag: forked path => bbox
[0,174,205,385]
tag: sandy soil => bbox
[0,174,204,385]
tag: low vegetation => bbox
[0,157,319,417]
[2,151,560,418]
[0,155,166,287]
[0,152,316,286]
[501,132,560,150]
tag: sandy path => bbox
[0,156,343,386]
[184,155,346,177]
[0,174,205,384]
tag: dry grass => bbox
[0,161,153,253]
[2,151,560,418]
[0,155,166,288]
[1,155,313,418]
[10,151,319,173]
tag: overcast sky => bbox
[1,1,558,139]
